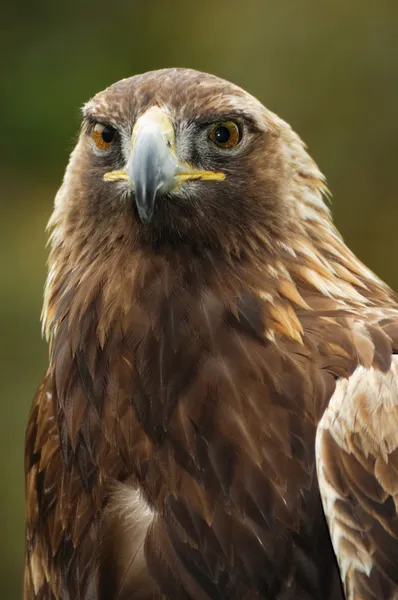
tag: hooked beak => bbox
[103,106,225,224]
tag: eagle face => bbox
[66,68,293,254]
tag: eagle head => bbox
[46,68,384,346]
[53,68,327,258]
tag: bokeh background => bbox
[1,1,397,597]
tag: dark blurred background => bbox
[1,1,397,597]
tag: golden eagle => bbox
[24,68,398,600]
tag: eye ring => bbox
[92,123,117,150]
[209,121,241,149]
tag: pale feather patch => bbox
[294,265,369,304]
[279,126,391,309]
[30,550,45,594]
[277,241,297,258]
[321,359,398,458]
[108,484,154,532]
[291,237,338,276]
[316,419,373,592]
[105,484,154,590]
[277,278,311,310]
[269,302,304,344]
[316,357,398,598]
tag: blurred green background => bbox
[1,1,397,597]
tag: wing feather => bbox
[316,357,398,599]
[24,374,101,600]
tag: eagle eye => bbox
[209,121,241,149]
[92,123,116,150]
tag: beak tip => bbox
[136,204,153,225]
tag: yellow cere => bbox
[177,170,226,183]
[103,169,225,184]
[103,170,129,182]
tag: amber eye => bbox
[209,121,241,149]
[92,123,116,150]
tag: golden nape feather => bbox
[25,68,398,600]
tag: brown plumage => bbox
[24,68,398,600]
